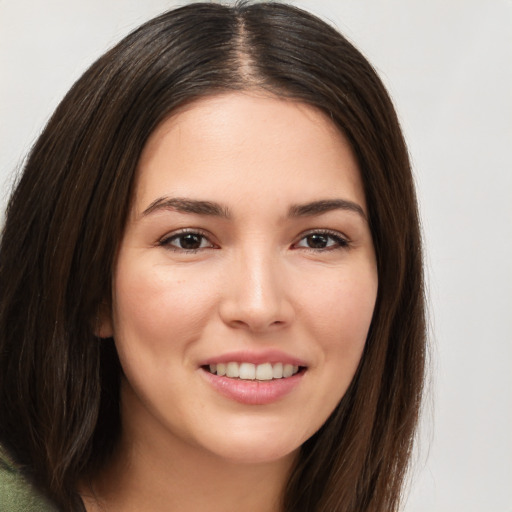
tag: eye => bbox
[294,230,349,251]
[159,230,215,252]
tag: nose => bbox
[219,248,294,333]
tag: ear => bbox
[94,302,114,339]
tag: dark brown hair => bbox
[0,2,425,511]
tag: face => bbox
[102,92,378,465]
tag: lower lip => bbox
[200,368,304,405]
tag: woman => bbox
[0,2,425,511]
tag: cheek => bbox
[111,262,220,351]
[287,267,377,442]
[301,265,377,403]
[302,268,377,350]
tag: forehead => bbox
[133,92,366,214]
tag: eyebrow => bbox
[288,199,367,220]
[141,196,366,221]
[141,197,231,218]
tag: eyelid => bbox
[156,228,349,252]
[292,229,350,250]
[158,228,217,251]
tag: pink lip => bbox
[199,349,307,367]
[200,368,304,405]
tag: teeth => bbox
[207,362,301,380]
[255,363,273,381]
[283,364,298,378]
[272,362,283,379]
[239,363,256,380]
[226,362,239,378]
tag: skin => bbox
[86,92,378,512]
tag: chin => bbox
[189,414,314,466]
[212,439,300,466]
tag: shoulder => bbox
[0,444,58,512]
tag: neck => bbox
[81,425,296,512]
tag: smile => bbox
[200,357,306,405]
[207,362,301,380]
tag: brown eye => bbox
[305,234,329,248]
[160,231,213,251]
[294,231,348,251]
[177,233,204,250]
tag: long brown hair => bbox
[0,2,425,510]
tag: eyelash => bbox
[158,229,350,253]
[292,229,350,252]
[158,229,215,253]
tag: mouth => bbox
[203,362,305,381]
[200,359,307,405]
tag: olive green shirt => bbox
[0,445,57,511]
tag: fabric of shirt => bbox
[0,444,58,511]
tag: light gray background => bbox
[1,1,511,510]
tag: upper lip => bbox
[198,349,308,367]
